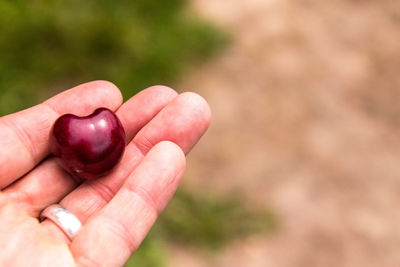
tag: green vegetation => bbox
[125,231,167,267]
[127,189,278,266]
[0,0,227,115]
[158,189,278,249]
[0,1,278,266]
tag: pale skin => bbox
[0,81,211,266]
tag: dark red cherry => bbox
[50,107,126,180]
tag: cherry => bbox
[50,107,126,180]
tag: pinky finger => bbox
[70,141,186,267]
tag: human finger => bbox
[39,92,210,242]
[56,92,210,223]
[71,141,185,267]
[0,81,122,189]
[3,86,178,215]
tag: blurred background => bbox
[1,0,400,266]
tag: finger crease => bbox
[128,186,161,216]
[1,119,37,164]
[133,135,154,156]
[0,103,59,164]
[86,180,117,204]
[102,213,138,252]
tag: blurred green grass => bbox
[127,189,278,267]
[158,189,278,249]
[0,1,278,266]
[0,0,227,115]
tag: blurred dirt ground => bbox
[173,0,400,266]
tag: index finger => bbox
[0,80,123,189]
[71,141,186,267]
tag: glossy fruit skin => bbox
[50,108,126,180]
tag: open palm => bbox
[0,81,210,266]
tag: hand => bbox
[0,81,211,266]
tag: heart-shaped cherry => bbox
[50,107,126,180]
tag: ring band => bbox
[40,204,82,240]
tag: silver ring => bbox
[40,204,82,240]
